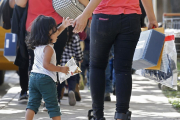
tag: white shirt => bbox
[31,44,57,82]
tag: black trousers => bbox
[19,66,29,94]
[90,14,141,119]
[57,74,80,99]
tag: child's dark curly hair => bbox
[26,15,57,49]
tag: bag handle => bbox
[163,13,180,17]
[165,35,175,41]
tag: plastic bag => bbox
[136,30,178,90]
[58,57,82,83]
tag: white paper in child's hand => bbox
[58,57,82,83]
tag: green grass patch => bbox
[177,62,180,71]
[162,81,180,112]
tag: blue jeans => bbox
[105,60,113,93]
[109,58,116,87]
[90,13,141,119]
[57,74,79,99]
[81,50,90,80]
[86,69,90,87]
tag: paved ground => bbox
[0,72,180,120]
[0,71,19,99]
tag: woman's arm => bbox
[15,0,27,8]
[43,46,69,74]
[78,0,89,7]
[9,0,15,8]
[73,0,102,33]
[141,0,158,29]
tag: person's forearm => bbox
[43,63,61,72]
[141,0,156,21]
[78,0,89,7]
[81,0,102,18]
[57,24,65,36]
[9,0,15,8]
[15,0,27,8]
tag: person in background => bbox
[80,20,91,88]
[11,0,29,101]
[0,0,15,29]
[104,52,113,101]
[73,0,158,120]
[57,26,83,106]
[25,15,71,120]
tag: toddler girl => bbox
[25,15,72,120]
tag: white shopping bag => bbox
[136,31,178,90]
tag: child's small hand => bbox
[59,66,69,75]
[62,17,74,28]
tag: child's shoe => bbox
[104,93,111,101]
[18,92,28,101]
[42,103,48,111]
[68,90,76,106]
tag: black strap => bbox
[88,109,94,120]
[114,112,128,120]
[114,111,131,120]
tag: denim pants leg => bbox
[86,69,90,87]
[57,74,77,98]
[112,68,116,86]
[57,81,65,99]
[90,14,141,119]
[105,61,112,93]
[81,50,90,81]
[67,74,78,92]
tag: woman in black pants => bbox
[73,0,158,120]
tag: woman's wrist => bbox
[148,16,157,23]
[82,11,92,20]
[81,3,94,19]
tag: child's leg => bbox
[52,116,61,120]
[25,109,35,120]
[26,73,43,119]
[39,77,61,118]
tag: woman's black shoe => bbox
[88,109,105,120]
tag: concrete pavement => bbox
[0,71,19,99]
[0,74,180,120]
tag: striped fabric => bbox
[61,34,83,66]
[31,44,57,82]
[52,0,85,19]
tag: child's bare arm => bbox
[43,46,69,74]
[57,17,73,36]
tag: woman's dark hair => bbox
[26,15,57,49]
